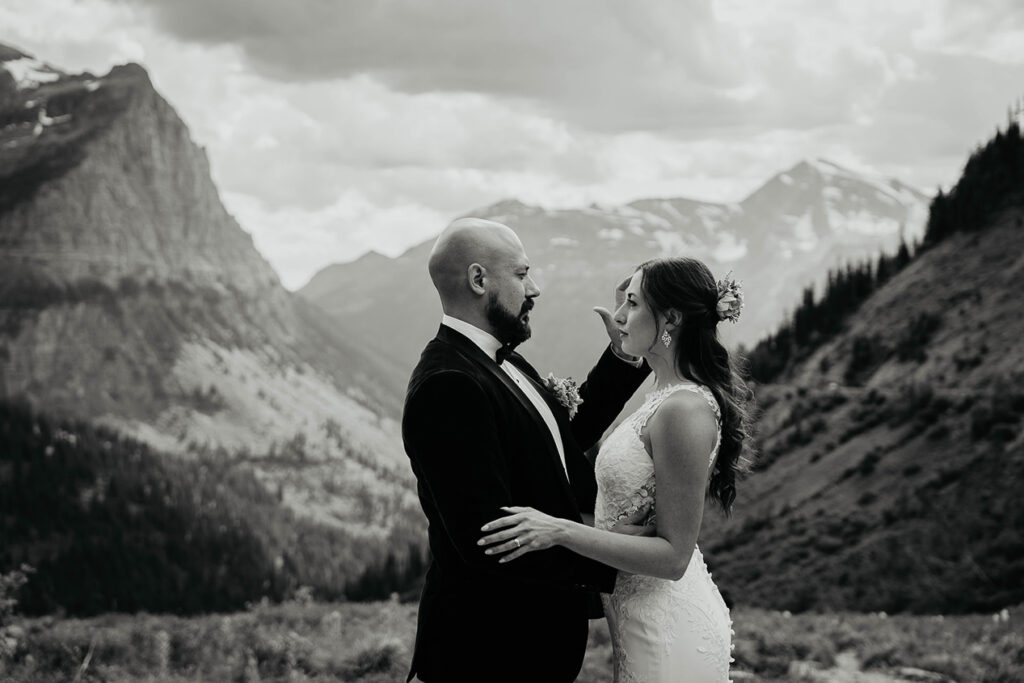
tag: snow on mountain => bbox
[2,57,62,90]
[301,159,931,386]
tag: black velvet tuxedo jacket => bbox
[402,324,650,682]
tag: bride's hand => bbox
[478,506,567,563]
[593,275,637,361]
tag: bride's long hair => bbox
[637,257,753,513]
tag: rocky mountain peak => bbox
[0,45,278,294]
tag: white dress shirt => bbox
[441,315,568,477]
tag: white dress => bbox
[594,383,734,683]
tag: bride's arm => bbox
[480,392,716,581]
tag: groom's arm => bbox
[570,345,650,451]
[403,370,615,592]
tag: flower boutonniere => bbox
[543,373,583,420]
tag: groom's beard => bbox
[486,294,533,348]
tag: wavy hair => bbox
[637,257,754,513]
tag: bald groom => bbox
[401,217,650,682]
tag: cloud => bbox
[6,0,1020,288]
[116,0,754,132]
[912,0,1024,64]
[224,190,448,290]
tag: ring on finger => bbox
[514,538,521,549]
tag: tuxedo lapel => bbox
[507,355,582,485]
[435,326,576,500]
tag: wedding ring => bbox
[514,538,521,549]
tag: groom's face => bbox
[484,243,539,347]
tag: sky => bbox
[3,0,1022,290]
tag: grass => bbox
[1,599,1020,682]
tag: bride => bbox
[479,257,751,682]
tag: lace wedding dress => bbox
[594,383,734,683]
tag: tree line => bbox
[745,241,913,384]
[0,399,425,616]
[745,109,1023,384]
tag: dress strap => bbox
[634,383,719,431]
[632,383,723,469]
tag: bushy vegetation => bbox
[710,384,1024,616]
[746,243,913,384]
[747,107,1024,386]
[0,400,426,617]
[0,599,1020,682]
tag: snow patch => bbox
[696,205,726,231]
[651,231,687,256]
[614,205,665,230]
[549,236,578,247]
[793,212,818,251]
[3,58,61,89]
[827,208,901,237]
[38,106,71,128]
[779,174,794,186]
[659,201,689,223]
[822,186,843,201]
[713,233,748,262]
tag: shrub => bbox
[896,312,942,362]
[338,638,405,679]
[845,335,890,385]
[858,450,883,476]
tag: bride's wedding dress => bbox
[595,383,734,683]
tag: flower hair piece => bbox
[716,272,744,323]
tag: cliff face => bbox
[0,59,279,292]
[0,47,418,542]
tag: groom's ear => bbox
[467,263,487,295]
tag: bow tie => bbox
[496,344,516,366]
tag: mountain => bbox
[0,46,421,558]
[699,121,1024,614]
[300,161,929,385]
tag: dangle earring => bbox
[660,329,672,348]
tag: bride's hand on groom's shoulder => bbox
[477,506,568,563]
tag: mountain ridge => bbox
[300,158,930,388]
[698,119,1024,613]
[0,46,422,555]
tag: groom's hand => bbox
[594,275,639,363]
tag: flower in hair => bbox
[716,273,744,323]
[543,373,583,419]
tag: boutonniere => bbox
[543,373,583,419]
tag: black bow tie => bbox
[496,344,516,366]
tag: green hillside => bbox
[0,400,424,616]
[702,117,1024,614]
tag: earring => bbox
[660,329,672,348]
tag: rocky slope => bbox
[699,205,1024,613]
[0,46,419,548]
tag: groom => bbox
[402,217,650,682]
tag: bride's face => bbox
[613,271,659,357]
